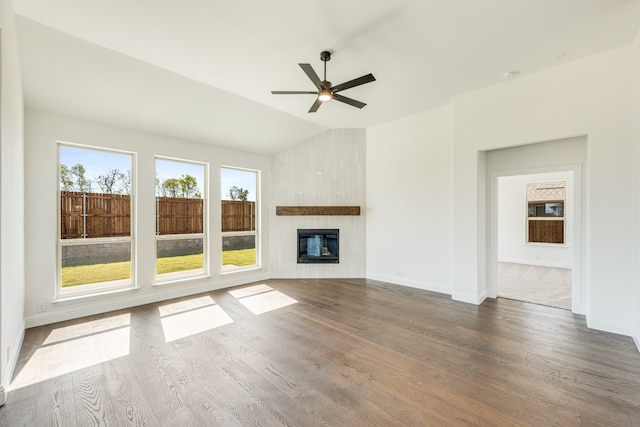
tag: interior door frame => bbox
[487,164,584,314]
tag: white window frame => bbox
[154,156,209,283]
[221,166,260,273]
[57,142,136,299]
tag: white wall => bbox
[498,171,573,268]
[24,110,272,327]
[632,29,640,350]
[0,0,26,401]
[453,46,635,335]
[366,105,453,294]
[270,129,366,278]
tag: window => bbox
[155,158,207,281]
[221,167,259,271]
[526,181,565,244]
[58,144,134,296]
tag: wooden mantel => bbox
[276,206,361,216]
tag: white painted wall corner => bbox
[366,273,452,296]
[452,290,487,305]
[2,323,25,401]
[587,316,634,338]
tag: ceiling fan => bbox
[271,50,376,113]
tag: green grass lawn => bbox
[222,248,256,267]
[62,260,131,287]
[62,249,256,287]
[157,253,204,275]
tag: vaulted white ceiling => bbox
[13,0,640,154]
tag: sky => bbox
[60,146,257,201]
[220,167,257,201]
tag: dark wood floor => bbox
[2,278,640,426]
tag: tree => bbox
[71,164,92,192]
[95,168,124,194]
[60,163,92,192]
[120,169,131,195]
[60,164,74,191]
[179,174,200,198]
[228,186,249,201]
[61,163,131,194]
[71,164,87,191]
[157,175,201,198]
[161,178,181,198]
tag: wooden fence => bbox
[156,196,204,235]
[60,192,131,239]
[60,192,255,239]
[221,200,256,232]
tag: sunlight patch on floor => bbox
[159,296,233,342]
[229,284,298,315]
[228,283,273,299]
[43,313,131,345]
[11,316,131,390]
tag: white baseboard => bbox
[2,322,25,400]
[452,290,487,305]
[365,273,486,306]
[633,334,640,354]
[498,257,572,269]
[586,316,634,337]
[25,272,270,328]
[365,273,451,296]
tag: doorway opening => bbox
[488,168,585,314]
[496,172,573,309]
[485,136,586,315]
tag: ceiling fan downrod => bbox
[321,50,331,87]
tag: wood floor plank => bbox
[233,298,533,425]
[218,317,402,426]
[2,278,640,426]
[38,375,76,427]
[127,310,202,424]
[173,335,290,426]
[101,357,159,426]
[72,366,118,427]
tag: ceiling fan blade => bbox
[330,73,376,93]
[271,91,317,94]
[308,98,322,113]
[299,63,325,89]
[333,93,366,109]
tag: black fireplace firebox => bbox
[297,229,339,264]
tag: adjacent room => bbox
[2,0,640,425]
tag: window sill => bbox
[527,217,565,220]
[153,274,211,287]
[54,285,140,304]
[525,242,569,247]
[221,266,263,276]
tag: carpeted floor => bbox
[497,262,572,310]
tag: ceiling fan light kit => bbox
[271,50,376,113]
[318,89,332,102]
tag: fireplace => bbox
[297,229,339,264]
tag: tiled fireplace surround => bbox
[270,129,366,278]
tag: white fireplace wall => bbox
[270,129,366,278]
